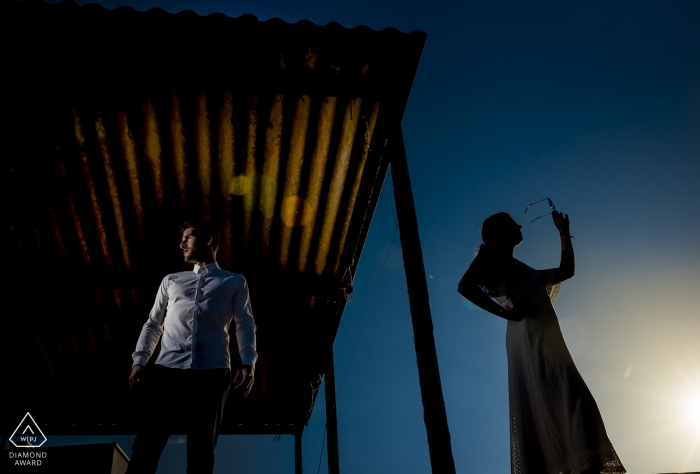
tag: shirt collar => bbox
[193,261,220,274]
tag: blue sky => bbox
[41,1,700,473]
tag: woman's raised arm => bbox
[552,211,575,284]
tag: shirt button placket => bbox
[192,270,205,369]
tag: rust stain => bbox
[51,327,65,359]
[333,102,380,274]
[34,332,58,382]
[8,222,24,253]
[113,288,122,307]
[242,94,259,249]
[85,325,96,351]
[28,218,44,255]
[171,89,187,205]
[117,108,144,236]
[58,162,91,265]
[196,91,212,219]
[217,91,235,269]
[67,323,81,355]
[73,110,112,266]
[279,95,311,271]
[260,94,284,256]
[143,94,165,207]
[96,113,131,267]
[314,98,361,275]
[46,199,67,257]
[298,97,337,272]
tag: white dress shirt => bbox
[132,262,257,370]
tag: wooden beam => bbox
[390,126,456,474]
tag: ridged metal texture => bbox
[1,0,425,434]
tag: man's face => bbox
[180,227,205,263]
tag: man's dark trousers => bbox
[126,365,231,474]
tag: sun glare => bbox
[625,342,700,472]
[686,395,700,431]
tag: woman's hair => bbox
[474,212,515,296]
[478,212,514,254]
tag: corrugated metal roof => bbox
[1,0,425,434]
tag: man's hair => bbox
[180,219,220,253]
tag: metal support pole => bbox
[294,431,303,474]
[390,126,457,474]
[324,344,340,474]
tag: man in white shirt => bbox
[126,219,257,474]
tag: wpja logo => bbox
[7,413,48,467]
[10,413,47,448]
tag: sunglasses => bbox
[524,198,556,223]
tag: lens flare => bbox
[686,394,700,431]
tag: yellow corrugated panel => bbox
[333,102,380,274]
[314,98,361,276]
[170,89,187,208]
[279,95,311,271]
[95,113,131,267]
[118,108,145,237]
[58,162,91,266]
[73,110,112,267]
[242,94,260,250]
[218,91,235,269]
[144,94,165,208]
[196,91,212,220]
[298,97,337,272]
[260,95,284,256]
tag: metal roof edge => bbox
[9,0,427,39]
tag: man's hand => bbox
[129,365,145,390]
[233,365,254,397]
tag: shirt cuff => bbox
[241,357,256,370]
[133,356,148,368]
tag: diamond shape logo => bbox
[9,413,47,448]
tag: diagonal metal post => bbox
[294,430,303,474]
[389,126,457,474]
[325,344,340,474]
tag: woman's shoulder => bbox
[510,258,541,276]
[469,249,502,272]
[511,257,533,269]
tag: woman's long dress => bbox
[491,258,625,474]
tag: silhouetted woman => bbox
[458,211,625,474]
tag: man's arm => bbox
[232,275,257,369]
[129,276,169,389]
[232,275,257,396]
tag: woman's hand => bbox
[552,211,570,236]
[505,297,539,321]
